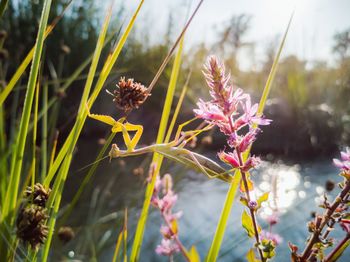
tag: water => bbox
[55,140,349,261]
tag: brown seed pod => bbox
[24,183,51,207]
[16,204,49,250]
[325,179,335,192]
[112,77,150,113]
[58,226,75,244]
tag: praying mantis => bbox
[86,107,234,183]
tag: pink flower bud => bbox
[218,151,240,169]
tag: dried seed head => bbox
[325,179,335,192]
[58,226,75,244]
[24,183,51,207]
[112,77,150,113]
[16,183,51,249]
[16,204,49,250]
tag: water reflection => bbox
[60,146,349,261]
[253,163,302,218]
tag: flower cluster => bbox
[195,56,272,261]
[194,56,271,173]
[259,230,283,259]
[151,174,183,257]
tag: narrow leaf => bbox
[246,248,259,262]
[242,210,255,238]
[189,246,201,262]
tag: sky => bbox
[117,0,350,70]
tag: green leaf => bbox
[257,192,270,208]
[189,246,201,262]
[242,210,255,238]
[240,196,248,207]
[246,248,259,262]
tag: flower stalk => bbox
[195,56,271,261]
[300,180,350,260]
[237,149,265,261]
[296,149,350,261]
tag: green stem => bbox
[237,149,264,262]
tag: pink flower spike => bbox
[155,239,180,256]
[218,151,240,168]
[242,97,272,127]
[333,156,350,173]
[160,225,174,239]
[161,192,178,212]
[238,128,260,152]
[242,155,260,172]
[340,148,350,161]
[167,211,183,222]
[194,100,227,122]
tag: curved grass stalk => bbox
[205,12,294,262]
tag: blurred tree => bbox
[214,14,253,73]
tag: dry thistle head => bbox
[111,77,150,113]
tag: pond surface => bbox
[55,140,350,262]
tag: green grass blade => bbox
[0,88,6,203]
[112,230,124,262]
[0,0,53,257]
[164,72,190,142]
[41,4,114,259]
[130,36,184,261]
[257,11,294,116]
[31,81,40,188]
[0,0,8,18]
[41,82,48,182]
[1,0,52,223]
[205,12,294,261]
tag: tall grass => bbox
[41,1,144,260]
[130,36,185,261]
[0,0,143,260]
[0,0,53,258]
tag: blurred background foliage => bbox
[1,0,350,159]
